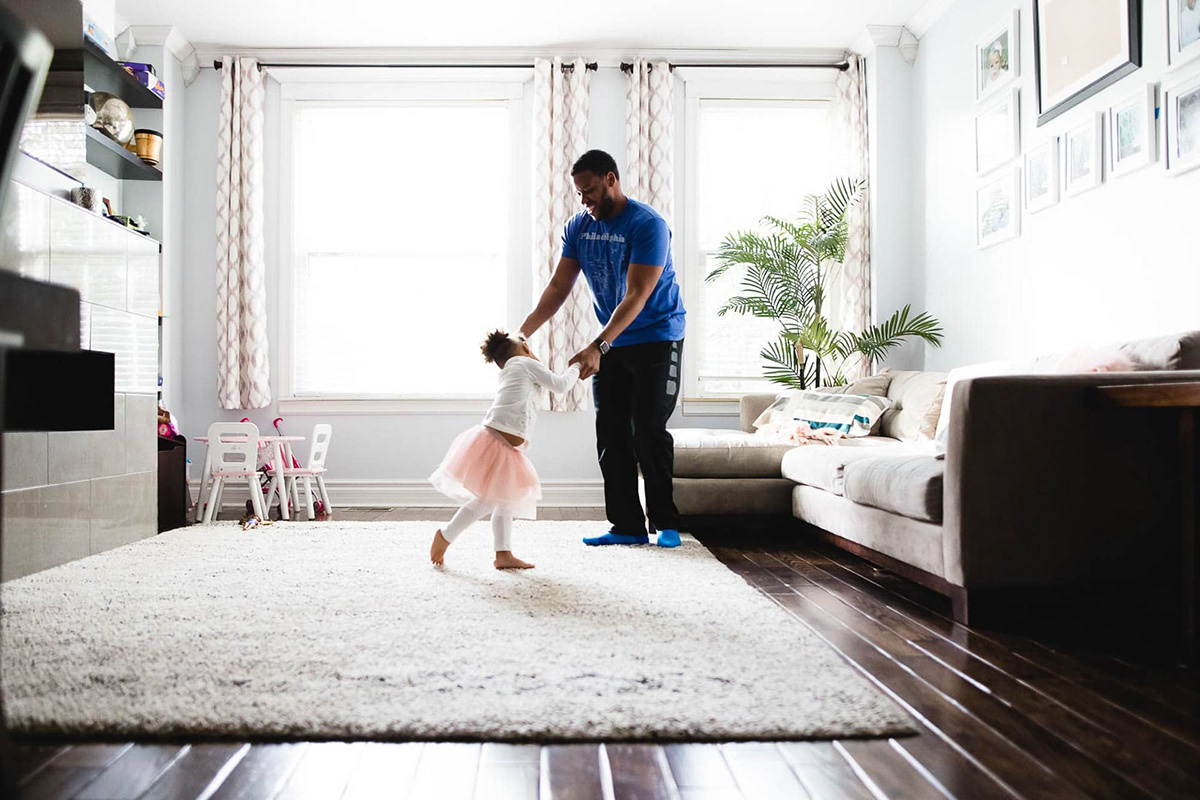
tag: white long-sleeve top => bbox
[482,357,581,441]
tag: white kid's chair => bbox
[201,422,264,523]
[273,423,333,520]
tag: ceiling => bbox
[114,0,933,52]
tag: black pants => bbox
[592,339,683,536]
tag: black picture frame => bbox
[1033,0,1142,126]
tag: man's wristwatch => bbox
[593,337,611,355]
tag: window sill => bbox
[276,396,493,415]
[681,398,740,416]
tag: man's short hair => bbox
[571,150,619,181]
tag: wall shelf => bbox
[84,126,162,182]
[82,38,163,110]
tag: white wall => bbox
[180,66,735,500]
[913,0,1200,372]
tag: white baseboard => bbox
[188,479,606,509]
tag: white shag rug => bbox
[0,522,914,741]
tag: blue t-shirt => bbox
[560,198,686,347]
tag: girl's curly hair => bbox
[481,329,520,364]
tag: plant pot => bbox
[134,129,163,167]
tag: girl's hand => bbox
[569,343,602,379]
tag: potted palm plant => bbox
[708,177,944,389]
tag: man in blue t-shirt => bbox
[519,149,687,548]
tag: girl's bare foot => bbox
[430,530,450,565]
[494,551,535,570]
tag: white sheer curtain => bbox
[531,57,593,411]
[624,59,674,225]
[833,54,872,380]
[215,56,271,409]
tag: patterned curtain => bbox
[834,54,872,380]
[532,57,593,411]
[624,59,674,226]
[215,56,271,409]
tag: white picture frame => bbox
[976,10,1020,102]
[977,167,1021,248]
[1165,71,1200,175]
[1063,113,1104,196]
[975,88,1021,175]
[1168,0,1200,69]
[1108,84,1157,177]
[1025,138,1060,212]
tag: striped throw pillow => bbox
[754,390,894,438]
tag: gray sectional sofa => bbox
[671,331,1200,622]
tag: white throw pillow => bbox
[753,390,894,438]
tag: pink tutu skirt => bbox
[429,425,541,520]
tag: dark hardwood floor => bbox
[11,508,1200,799]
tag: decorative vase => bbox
[133,129,163,166]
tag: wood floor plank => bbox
[13,745,70,784]
[74,744,187,800]
[708,547,1083,800]
[207,743,308,800]
[540,745,605,800]
[718,743,809,799]
[136,744,248,800]
[474,744,539,800]
[835,739,949,800]
[768,547,1200,795]
[19,745,132,800]
[662,744,740,795]
[776,742,876,800]
[339,743,423,800]
[274,742,363,800]
[888,736,1016,800]
[605,745,678,800]
[407,742,481,800]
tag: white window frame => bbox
[274,71,530,413]
[679,72,836,415]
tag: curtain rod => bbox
[620,61,849,72]
[213,61,598,72]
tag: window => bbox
[682,76,839,403]
[279,79,526,408]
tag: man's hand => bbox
[569,343,602,379]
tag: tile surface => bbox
[90,470,156,554]
[0,181,50,280]
[90,308,158,393]
[126,235,160,318]
[0,480,91,581]
[48,394,125,483]
[49,200,127,310]
[1,432,49,491]
[125,394,158,474]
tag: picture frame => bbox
[1108,84,1157,178]
[1168,0,1200,68]
[1025,138,1060,212]
[1063,113,1104,196]
[976,10,1020,102]
[1165,71,1200,174]
[1033,0,1141,126]
[975,88,1021,175]
[977,167,1021,248]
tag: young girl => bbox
[429,330,581,569]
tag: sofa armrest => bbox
[740,393,777,433]
[942,370,1200,588]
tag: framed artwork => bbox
[1064,113,1104,195]
[1168,0,1200,68]
[1033,0,1141,126]
[1025,138,1060,212]
[1165,71,1200,174]
[977,167,1021,248]
[975,88,1021,175]
[976,11,1020,101]
[1108,84,1157,177]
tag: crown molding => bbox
[905,0,959,38]
[190,44,850,70]
[123,25,201,87]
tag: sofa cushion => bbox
[751,390,894,437]
[842,455,945,523]
[780,441,931,494]
[672,429,796,478]
[1118,329,1200,370]
[878,371,947,442]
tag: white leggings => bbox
[441,499,513,552]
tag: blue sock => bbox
[582,531,649,546]
[656,529,681,548]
